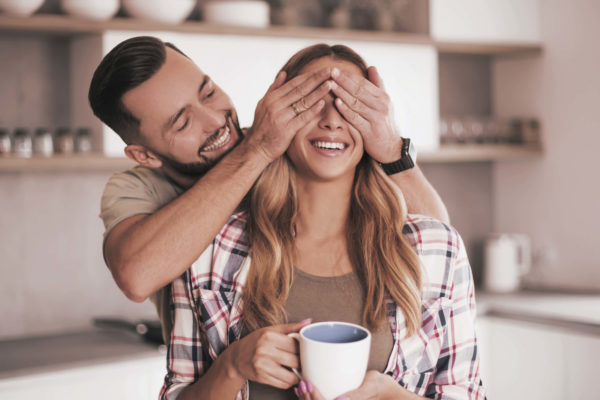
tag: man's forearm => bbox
[105,141,270,301]
[388,165,449,224]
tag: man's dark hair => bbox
[88,36,186,144]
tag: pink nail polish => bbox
[300,318,312,324]
[299,380,307,393]
[306,381,313,393]
[294,387,300,397]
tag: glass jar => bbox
[55,127,74,154]
[33,128,54,157]
[0,129,11,156]
[74,128,93,153]
[13,128,32,158]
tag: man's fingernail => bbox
[306,381,313,393]
[332,68,340,77]
[299,380,307,393]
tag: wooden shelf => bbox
[420,144,544,163]
[0,14,542,56]
[0,145,542,172]
[0,154,134,173]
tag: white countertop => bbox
[476,289,600,334]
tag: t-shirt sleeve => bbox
[99,167,174,240]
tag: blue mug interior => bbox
[303,323,368,344]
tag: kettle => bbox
[483,233,531,293]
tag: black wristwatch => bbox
[378,138,417,175]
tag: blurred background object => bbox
[0,0,44,16]
[122,0,196,24]
[60,0,120,21]
[203,0,270,28]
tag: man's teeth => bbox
[312,141,346,150]
[202,126,230,152]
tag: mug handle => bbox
[287,332,303,380]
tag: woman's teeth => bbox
[202,126,231,152]
[312,141,346,150]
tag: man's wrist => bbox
[378,137,416,175]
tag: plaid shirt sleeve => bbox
[424,224,486,399]
[159,213,249,400]
[159,267,210,400]
[396,216,486,399]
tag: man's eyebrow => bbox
[162,76,210,135]
[163,107,186,134]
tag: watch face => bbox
[407,140,417,163]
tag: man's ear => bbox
[124,145,163,169]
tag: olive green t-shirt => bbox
[249,268,394,399]
[100,165,185,343]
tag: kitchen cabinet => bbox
[478,315,600,400]
[0,354,165,400]
[0,9,543,172]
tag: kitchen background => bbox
[0,0,599,399]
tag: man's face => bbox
[122,47,242,178]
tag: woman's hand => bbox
[330,66,404,164]
[226,319,311,389]
[295,370,403,400]
[245,68,333,164]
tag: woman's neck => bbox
[293,175,355,277]
[294,176,353,240]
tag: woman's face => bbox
[286,57,365,182]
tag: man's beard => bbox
[156,112,243,180]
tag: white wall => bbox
[492,0,600,290]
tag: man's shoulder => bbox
[106,165,170,189]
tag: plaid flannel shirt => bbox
[160,212,486,399]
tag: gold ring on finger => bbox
[300,96,309,109]
[292,102,302,116]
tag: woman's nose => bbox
[318,101,345,131]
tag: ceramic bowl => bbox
[203,0,269,28]
[60,0,120,21]
[0,0,45,16]
[123,0,196,25]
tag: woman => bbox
[160,44,486,400]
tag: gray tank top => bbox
[248,268,394,399]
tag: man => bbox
[89,36,448,341]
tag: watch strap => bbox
[379,138,415,175]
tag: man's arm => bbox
[105,69,333,302]
[331,66,449,223]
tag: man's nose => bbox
[196,105,225,133]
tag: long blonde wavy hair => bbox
[242,44,423,336]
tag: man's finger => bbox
[367,66,385,89]
[268,70,287,92]
[331,81,376,120]
[290,100,325,128]
[331,67,381,108]
[277,67,331,103]
[335,98,370,134]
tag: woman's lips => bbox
[309,138,349,156]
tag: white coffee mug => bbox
[289,321,371,400]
